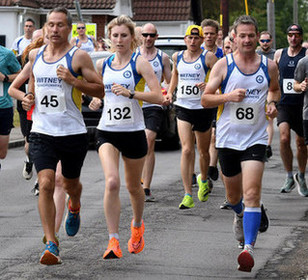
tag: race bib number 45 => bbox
[230,103,258,125]
[37,91,67,113]
[105,102,134,126]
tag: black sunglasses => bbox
[260,39,271,43]
[77,27,85,30]
[142,33,156,38]
[288,33,301,38]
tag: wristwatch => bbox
[129,90,135,99]
[267,100,277,106]
[3,74,9,83]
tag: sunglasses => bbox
[142,33,156,38]
[77,27,85,30]
[260,39,271,43]
[288,33,301,38]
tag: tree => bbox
[202,0,308,48]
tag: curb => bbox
[9,140,25,149]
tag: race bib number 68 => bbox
[230,103,258,125]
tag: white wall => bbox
[0,10,40,49]
[0,12,18,48]
[135,21,194,36]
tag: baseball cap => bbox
[287,24,303,34]
[185,25,204,37]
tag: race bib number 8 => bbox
[177,84,200,99]
[283,79,299,94]
[0,81,3,97]
[37,91,67,113]
[230,103,258,125]
[105,102,133,126]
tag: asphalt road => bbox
[1,130,308,280]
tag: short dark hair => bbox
[25,18,35,26]
[286,23,303,34]
[201,19,219,33]
[233,15,258,34]
[47,7,72,27]
[260,31,272,39]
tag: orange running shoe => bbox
[103,237,122,259]
[128,219,145,254]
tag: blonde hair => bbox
[107,15,137,52]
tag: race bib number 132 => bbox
[105,102,134,126]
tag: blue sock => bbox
[229,198,243,215]
[243,207,261,246]
[287,172,293,178]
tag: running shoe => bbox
[32,180,39,196]
[237,245,254,272]
[40,241,61,265]
[259,204,269,233]
[22,160,33,180]
[103,237,123,259]
[266,145,272,159]
[220,198,232,210]
[208,177,213,193]
[208,166,219,181]
[233,213,244,242]
[294,173,308,197]
[144,188,155,202]
[64,198,80,237]
[192,173,197,186]
[197,174,210,202]
[42,234,59,247]
[280,177,295,193]
[179,195,195,209]
[128,219,145,254]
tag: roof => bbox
[0,0,40,8]
[132,0,192,21]
[39,0,116,9]
[132,0,203,23]
[0,0,116,9]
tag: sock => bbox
[133,220,143,228]
[299,172,305,180]
[230,198,244,215]
[185,193,192,197]
[287,172,293,178]
[243,207,261,246]
[109,233,119,240]
[202,179,207,183]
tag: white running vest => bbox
[76,36,95,53]
[174,50,210,109]
[31,46,86,136]
[97,53,146,132]
[137,48,163,109]
[216,54,270,150]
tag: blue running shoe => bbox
[40,241,61,265]
[64,198,80,237]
